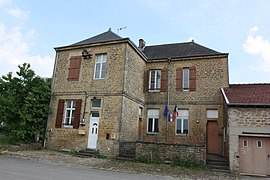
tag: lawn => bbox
[0,133,14,146]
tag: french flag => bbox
[174,105,179,118]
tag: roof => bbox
[142,41,227,60]
[70,28,124,47]
[221,84,270,106]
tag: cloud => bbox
[6,7,30,20]
[243,26,270,73]
[0,0,10,6]
[0,3,54,78]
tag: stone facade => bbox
[46,31,229,160]
[227,107,270,172]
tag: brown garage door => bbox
[239,136,270,176]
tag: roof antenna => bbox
[117,26,127,34]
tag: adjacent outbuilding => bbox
[222,84,270,176]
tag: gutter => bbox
[221,88,230,104]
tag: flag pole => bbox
[166,58,171,142]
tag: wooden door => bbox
[239,137,269,175]
[207,121,219,154]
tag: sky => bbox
[0,0,269,83]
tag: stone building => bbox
[46,29,229,161]
[222,84,270,176]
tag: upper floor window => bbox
[147,109,159,133]
[149,70,161,91]
[176,109,189,135]
[94,54,107,79]
[68,56,82,81]
[183,68,189,90]
[176,67,196,91]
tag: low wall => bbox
[119,141,206,163]
[0,143,42,152]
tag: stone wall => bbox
[119,141,206,163]
[228,107,270,172]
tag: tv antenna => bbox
[117,26,127,34]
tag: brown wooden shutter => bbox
[68,56,81,80]
[160,69,167,92]
[73,99,82,129]
[189,66,196,91]
[176,67,183,91]
[55,99,65,128]
[144,70,149,92]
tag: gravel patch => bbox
[3,150,238,179]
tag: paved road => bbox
[0,157,176,180]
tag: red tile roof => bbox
[222,84,270,106]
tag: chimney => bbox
[138,39,146,50]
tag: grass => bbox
[0,133,14,146]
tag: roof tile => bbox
[223,84,270,105]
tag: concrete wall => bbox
[228,107,270,172]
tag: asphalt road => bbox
[0,157,177,180]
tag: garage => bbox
[239,136,270,176]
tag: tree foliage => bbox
[0,63,51,143]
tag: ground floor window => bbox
[147,109,159,133]
[176,109,189,134]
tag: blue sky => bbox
[0,0,269,83]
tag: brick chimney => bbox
[138,39,146,50]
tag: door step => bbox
[77,149,97,158]
[207,154,229,171]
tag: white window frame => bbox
[206,109,218,119]
[183,68,189,90]
[257,140,262,148]
[176,110,189,135]
[147,109,159,133]
[149,70,161,92]
[63,100,75,128]
[243,139,248,147]
[94,54,107,79]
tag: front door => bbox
[87,112,99,149]
[207,121,219,154]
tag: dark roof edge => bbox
[226,103,270,107]
[54,38,148,61]
[147,53,229,62]
[54,37,129,50]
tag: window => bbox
[183,68,189,90]
[149,70,161,91]
[55,99,82,129]
[176,110,189,134]
[64,100,76,127]
[243,139,248,147]
[68,56,81,80]
[94,54,107,79]
[207,110,218,119]
[147,109,159,133]
[176,67,196,91]
[92,99,101,108]
[257,140,262,148]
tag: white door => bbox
[87,112,99,149]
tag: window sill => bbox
[148,90,161,93]
[63,125,73,128]
[146,132,159,135]
[175,133,189,136]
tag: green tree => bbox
[0,63,51,143]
